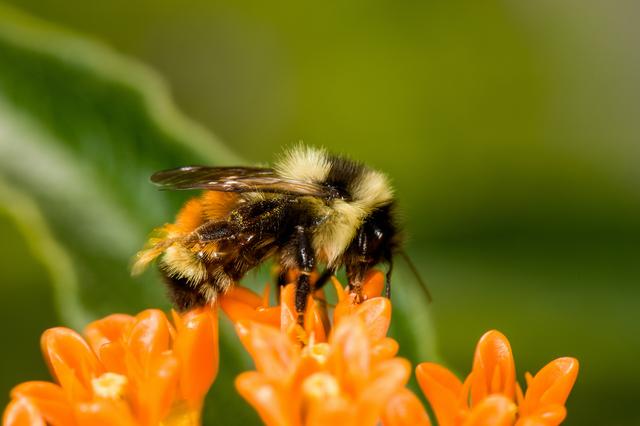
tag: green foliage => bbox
[0,3,240,323]
[0,5,437,424]
[0,4,254,423]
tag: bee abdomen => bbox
[160,266,209,311]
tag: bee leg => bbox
[313,267,336,292]
[294,226,315,326]
[346,265,365,303]
[345,227,369,302]
[192,220,236,242]
[385,256,393,299]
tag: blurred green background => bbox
[0,1,638,425]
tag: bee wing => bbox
[151,166,333,197]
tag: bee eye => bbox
[373,228,384,240]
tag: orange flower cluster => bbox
[416,330,579,426]
[220,271,430,426]
[2,308,218,426]
[221,271,579,426]
[2,270,580,426]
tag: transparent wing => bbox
[151,166,332,197]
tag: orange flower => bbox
[219,277,328,342]
[416,330,579,426]
[219,283,281,328]
[4,269,580,426]
[382,388,432,426]
[228,270,422,426]
[234,316,411,426]
[2,307,219,426]
[220,269,385,344]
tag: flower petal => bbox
[235,321,298,380]
[356,358,412,426]
[2,398,46,426]
[289,343,331,394]
[371,338,399,363]
[130,352,179,426]
[382,388,432,426]
[235,372,296,426]
[306,394,354,426]
[463,395,516,426]
[353,297,391,341]
[219,286,264,323]
[311,289,331,340]
[279,283,297,335]
[83,314,134,374]
[94,342,128,376]
[75,400,137,426]
[304,299,327,343]
[362,269,385,300]
[471,330,516,404]
[124,310,172,373]
[516,404,567,426]
[219,284,282,328]
[225,286,263,309]
[303,373,355,426]
[332,271,386,325]
[416,363,465,426]
[10,382,74,426]
[174,307,219,408]
[519,357,578,418]
[328,317,371,395]
[41,328,102,401]
[515,418,547,426]
[253,307,282,327]
[83,314,134,355]
[332,277,354,323]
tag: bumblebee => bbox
[133,146,401,320]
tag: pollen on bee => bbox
[163,245,207,284]
[173,198,205,232]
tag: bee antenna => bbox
[399,250,432,303]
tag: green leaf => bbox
[0,4,259,425]
[389,265,440,364]
[0,184,60,408]
[0,2,241,322]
